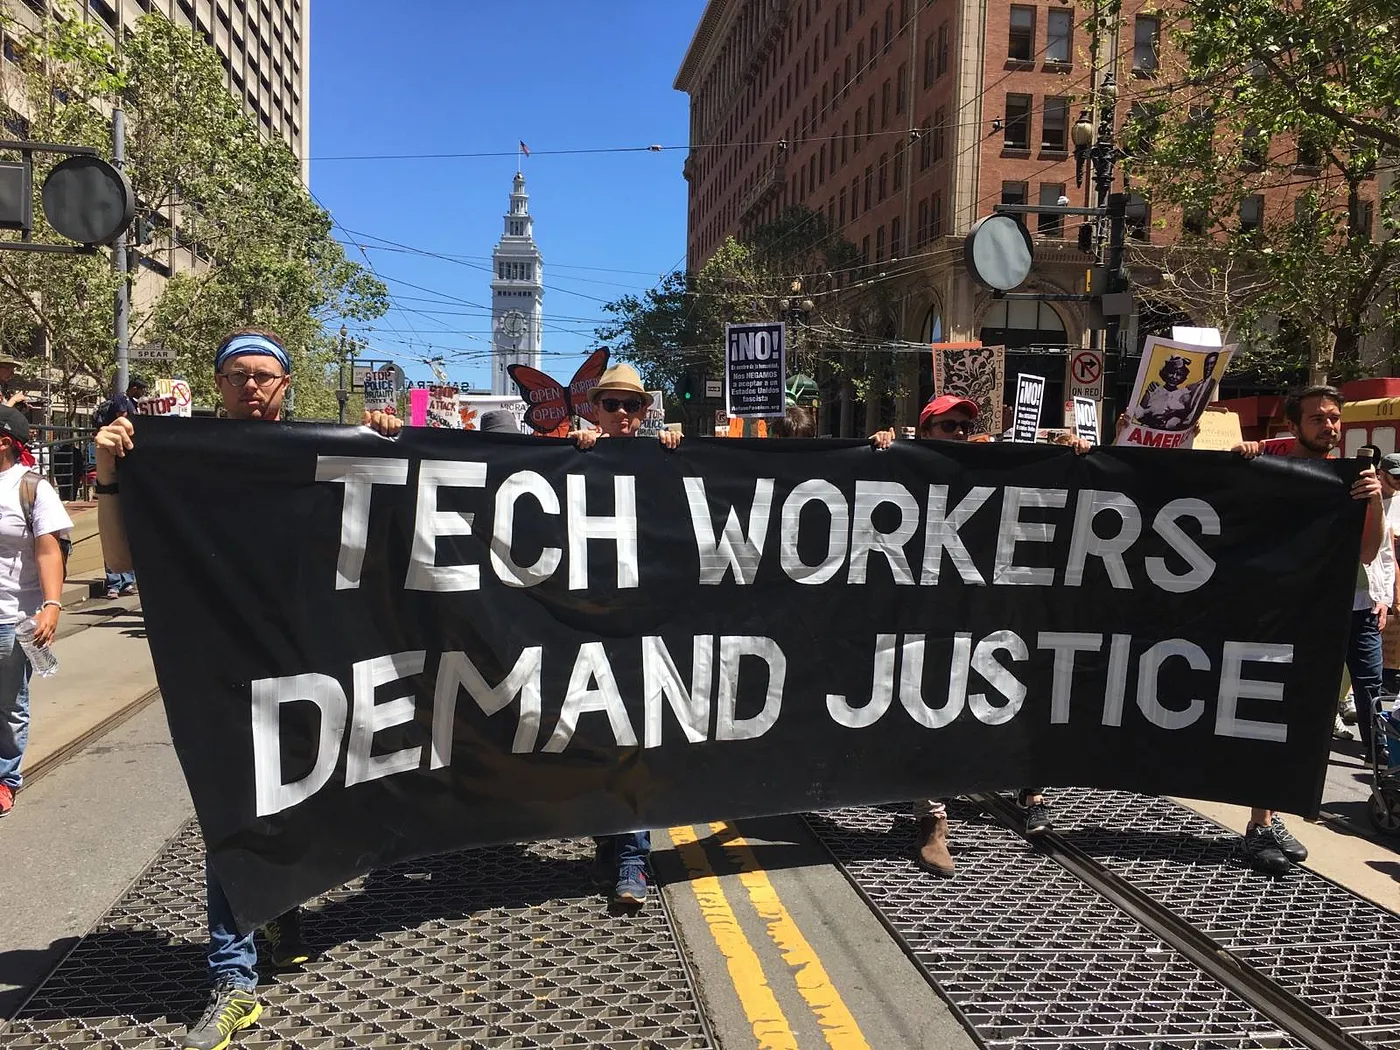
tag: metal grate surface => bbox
[805,802,1308,1049]
[3,821,712,1049]
[1052,787,1400,1037]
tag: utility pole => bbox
[337,325,350,424]
[112,107,128,396]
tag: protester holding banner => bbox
[568,362,681,907]
[1233,385,1385,874]
[94,328,403,1050]
[570,363,681,453]
[0,406,70,818]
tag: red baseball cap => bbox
[919,394,980,428]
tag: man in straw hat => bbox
[568,363,679,907]
[570,362,680,451]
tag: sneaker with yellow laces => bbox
[182,984,261,1050]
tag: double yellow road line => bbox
[670,822,872,1050]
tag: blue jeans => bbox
[205,860,258,990]
[1348,608,1384,752]
[104,568,135,594]
[0,625,33,790]
[596,831,651,872]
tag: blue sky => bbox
[310,1,707,390]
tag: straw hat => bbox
[587,363,653,408]
[0,354,23,369]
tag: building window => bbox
[841,120,849,164]
[864,164,873,210]
[851,176,860,218]
[1046,9,1072,63]
[881,79,891,128]
[844,55,852,97]
[855,108,864,150]
[884,5,893,52]
[934,106,947,160]
[1038,183,1065,236]
[923,33,936,87]
[893,143,903,191]
[1239,194,1263,233]
[1009,6,1035,61]
[1352,197,1374,236]
[1042,97,1068,151]
[937,22,949,76]
[919,118,932,169]
[878,152,888,199]
[1297,132,1323,169]
[1241,125,1268,169]
[916,198,929,246]
[839,186,847,225]
[1002,181,1028,207]
[875,224,885,262]
[896,63,906,114]
[931,192,943,238]
[891,216,902,258]
[1133,17,1159,74]
[1004,93,1032,150]
[856,40,865,82]
[861,233,870,265]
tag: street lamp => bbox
[1071,110,1095,186]
[336,324,350,424]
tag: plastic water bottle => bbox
[15,615,57,678]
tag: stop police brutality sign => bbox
[725,321,786,419]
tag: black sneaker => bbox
[183,984,262,1050]
[1024,800,1053,836]
[262,907,310,969]
[1243,823,1294,875]
[1269,816,1308,863]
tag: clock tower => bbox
[490,171,544,394]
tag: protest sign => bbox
[135,378,191,418]
[1117,336,1234,450]
[1073,397,1100,445]
[725,322,786,418]
[933,344,1004,436]
[362,366,402,414]
[1011,373,1046,443]
[120,420,1360,930]
[1194,407,1244,452]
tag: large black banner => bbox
[120,418,1361,930]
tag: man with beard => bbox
[1234,384,1384,874]
[94,328,402,1050]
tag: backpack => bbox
[19,471,71,577]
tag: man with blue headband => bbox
[94,327,400,1050]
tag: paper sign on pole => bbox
[1116,336,1234,450]
[1011,373,1046,443]
[1073,397,1100,445]
[725,322,786,418]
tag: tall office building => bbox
[675,0,1356,417]
[4,0,309,180]
[489,172,545,395]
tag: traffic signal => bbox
[1076,221,1094,254]
[676,372,697,403]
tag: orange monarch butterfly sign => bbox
[507,347,610,436]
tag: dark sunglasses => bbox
[926,419,974,435]
[600,397,645,413]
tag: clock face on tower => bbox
[498,309,527,341]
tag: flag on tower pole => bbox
[519,141,530,157]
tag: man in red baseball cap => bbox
[873,392,1083,874]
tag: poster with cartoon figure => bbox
[1116,336,1234,450]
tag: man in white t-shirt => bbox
[0,404,72,817]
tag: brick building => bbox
[674,0,1291,427]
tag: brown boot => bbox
[916,812,955,877]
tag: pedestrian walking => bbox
[1232,385,1385,874]
[94,328,401,1050]
[0,405,70,817]
[94,375,149,599]
[570,363,680,908]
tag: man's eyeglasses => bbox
[218,369,286,387]
[926,419,974,435]
[599,397,645,413]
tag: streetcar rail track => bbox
[973,791,1371,1050]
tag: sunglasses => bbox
[924,419,974,435]
[599,397,645,413]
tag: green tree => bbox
[0,7,387,420]
[1128,0,1400,383]
[597,206,897,432]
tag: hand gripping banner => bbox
[118,418,1361,930]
